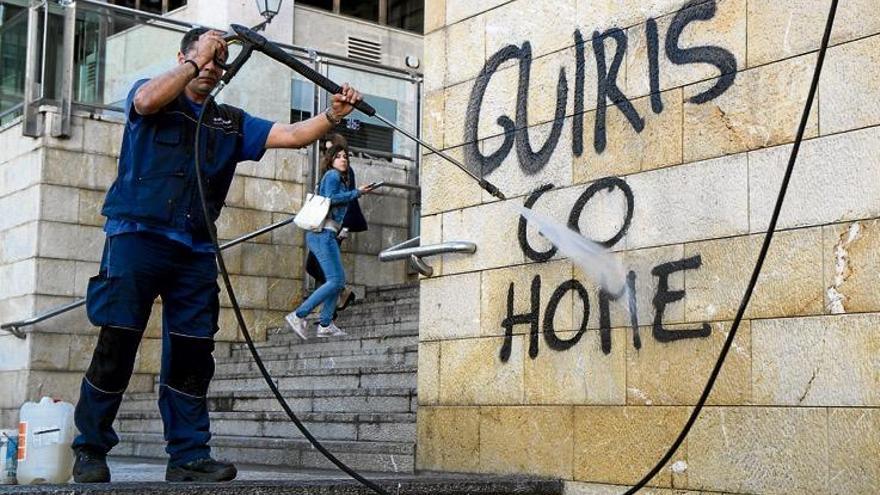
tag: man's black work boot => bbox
[166,457,237,482]
[72,449,111,483]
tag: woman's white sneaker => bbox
[285,311,308,340]
[316,322,347,338]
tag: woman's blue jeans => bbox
[296,229,345,326]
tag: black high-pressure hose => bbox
[623,1,839,493]
[193,99,392,495]
[194,0,838,490]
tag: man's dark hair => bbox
[180,27,210,54]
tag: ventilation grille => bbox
[348,36,382,64]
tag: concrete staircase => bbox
[114,283,420,473]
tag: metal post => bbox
[378,0,387,25]
[96,8,108,103]
[410,76,422,240]
[40,2,48,101]
[51,0,76,137]
[290,0,296,45]
[22,1,43,136]
[302,48,321,295]
[311,65,324,176]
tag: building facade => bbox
[415,0,880,493]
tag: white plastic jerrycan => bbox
[17,397,76,484]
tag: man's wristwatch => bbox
[324,107,342,126]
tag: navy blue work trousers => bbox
[73,232,219,466]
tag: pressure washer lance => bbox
[217,23,507,201]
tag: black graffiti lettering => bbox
[499,256,710,361]
[651,255,711,342]
[572,29,587,157]
[519,179,633,256]
[592,28,645,154]
[515,43,569,175]
[465,45,525,177]
[567,176,634,249]
[625,270,641,349]
[666,0,737,104]
[466,0,737,177]
[465,3,737,175]
[499,276,542,362]
[598,271,641,354]
[646,18,664,114]
[543,279,590,352]
[518,184,558,262]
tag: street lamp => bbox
[253,0,283,31]
[256,0,282,21]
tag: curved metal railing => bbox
[378,236,477,277]
[0,217,296,339]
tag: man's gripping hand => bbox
[265,83,364,149]
[192,30,229,68]
[330,84,363,118]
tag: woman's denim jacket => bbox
[319,169,361,225]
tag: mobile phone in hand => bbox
[366,181,386,189]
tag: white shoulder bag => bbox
[294,193,331,232]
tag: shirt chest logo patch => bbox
[211,116,236,131]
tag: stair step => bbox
[259,320,418,343]
[116,410,416,443]
[358,283,420,301]
[218,346,418,374]
[284,290,418,311]
[213,364,416,382]
[125,386,415,402]
[224,343,418,364]
[121,387,417,418]
[262,319,419,346]
[206,365,417,393]
[234,332,418,359]
[115,432,415,472]
[341,294,420,308]
[342,303,420,317]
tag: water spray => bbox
[515,204,630,305]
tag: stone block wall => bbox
[0,116,43,428]
[0,107,413,425]
[417,0,880,493]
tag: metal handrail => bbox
[348,146,416,162]
[378,236,477,277]
[0,299,85,339]
[0,216,296,339]
[379,181,420,192]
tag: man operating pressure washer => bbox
[71,27,368,483]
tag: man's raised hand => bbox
[331,83,363,118]
[193,30,228,68]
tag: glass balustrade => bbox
[0,0,421,165]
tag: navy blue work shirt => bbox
[102,79,274,252]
